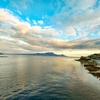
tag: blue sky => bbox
[0,0,100,55]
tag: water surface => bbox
[0,56,100,100]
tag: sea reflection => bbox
[0,56,100,100]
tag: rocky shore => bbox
[75,53,100,79]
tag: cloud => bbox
[0,8,61,53]
[17,10,22,15]
[38,20,44,25]
[67,0,95,11]
[51,0,100,37]
[12,22,30,35]
[0,8,59,37]
[29,26,59,37]
[46,38,100,50]
[87,24,100,33]
[52,7,100,28]
[26,17,30,22]
[71,38,100,49]
[0,36,53,53]
[66,27,76,36]
[0,9,19,24]
[10,0,33,10]
[32,20,37,25]
[0,5,100,54]
[32,20,44,25]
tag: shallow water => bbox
[0,56,100,100]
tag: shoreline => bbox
[75,53,100,79]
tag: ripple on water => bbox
[0,56,100,100]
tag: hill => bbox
[12,52,66,57]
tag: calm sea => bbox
[0,56,100,100]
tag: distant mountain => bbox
[11,52,66,57]
[33,52,66,57]
[0,53,3,55]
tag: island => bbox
[75,53,100,79]
[10,52,66,57]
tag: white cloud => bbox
[28,26,59,37]
[1,7,100,54]
[17,10,22,15]
[10,0,33,10]
[26,17,30,22]
[0,8,59,37]
[38,20,44,25]
[0,8,61,53]
[52,7,100,28]
[32,20,37,25]
[50,0,100,39]
[66,27,76,36]
[0,8,20,24]
[62,0,96,11]
[12,22,30,35]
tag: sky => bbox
[0,0,100,56]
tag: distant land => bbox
[0,53,8,57]
[6,52,66,57]
[0,53,3,55]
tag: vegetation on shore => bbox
[75,53,100,79]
